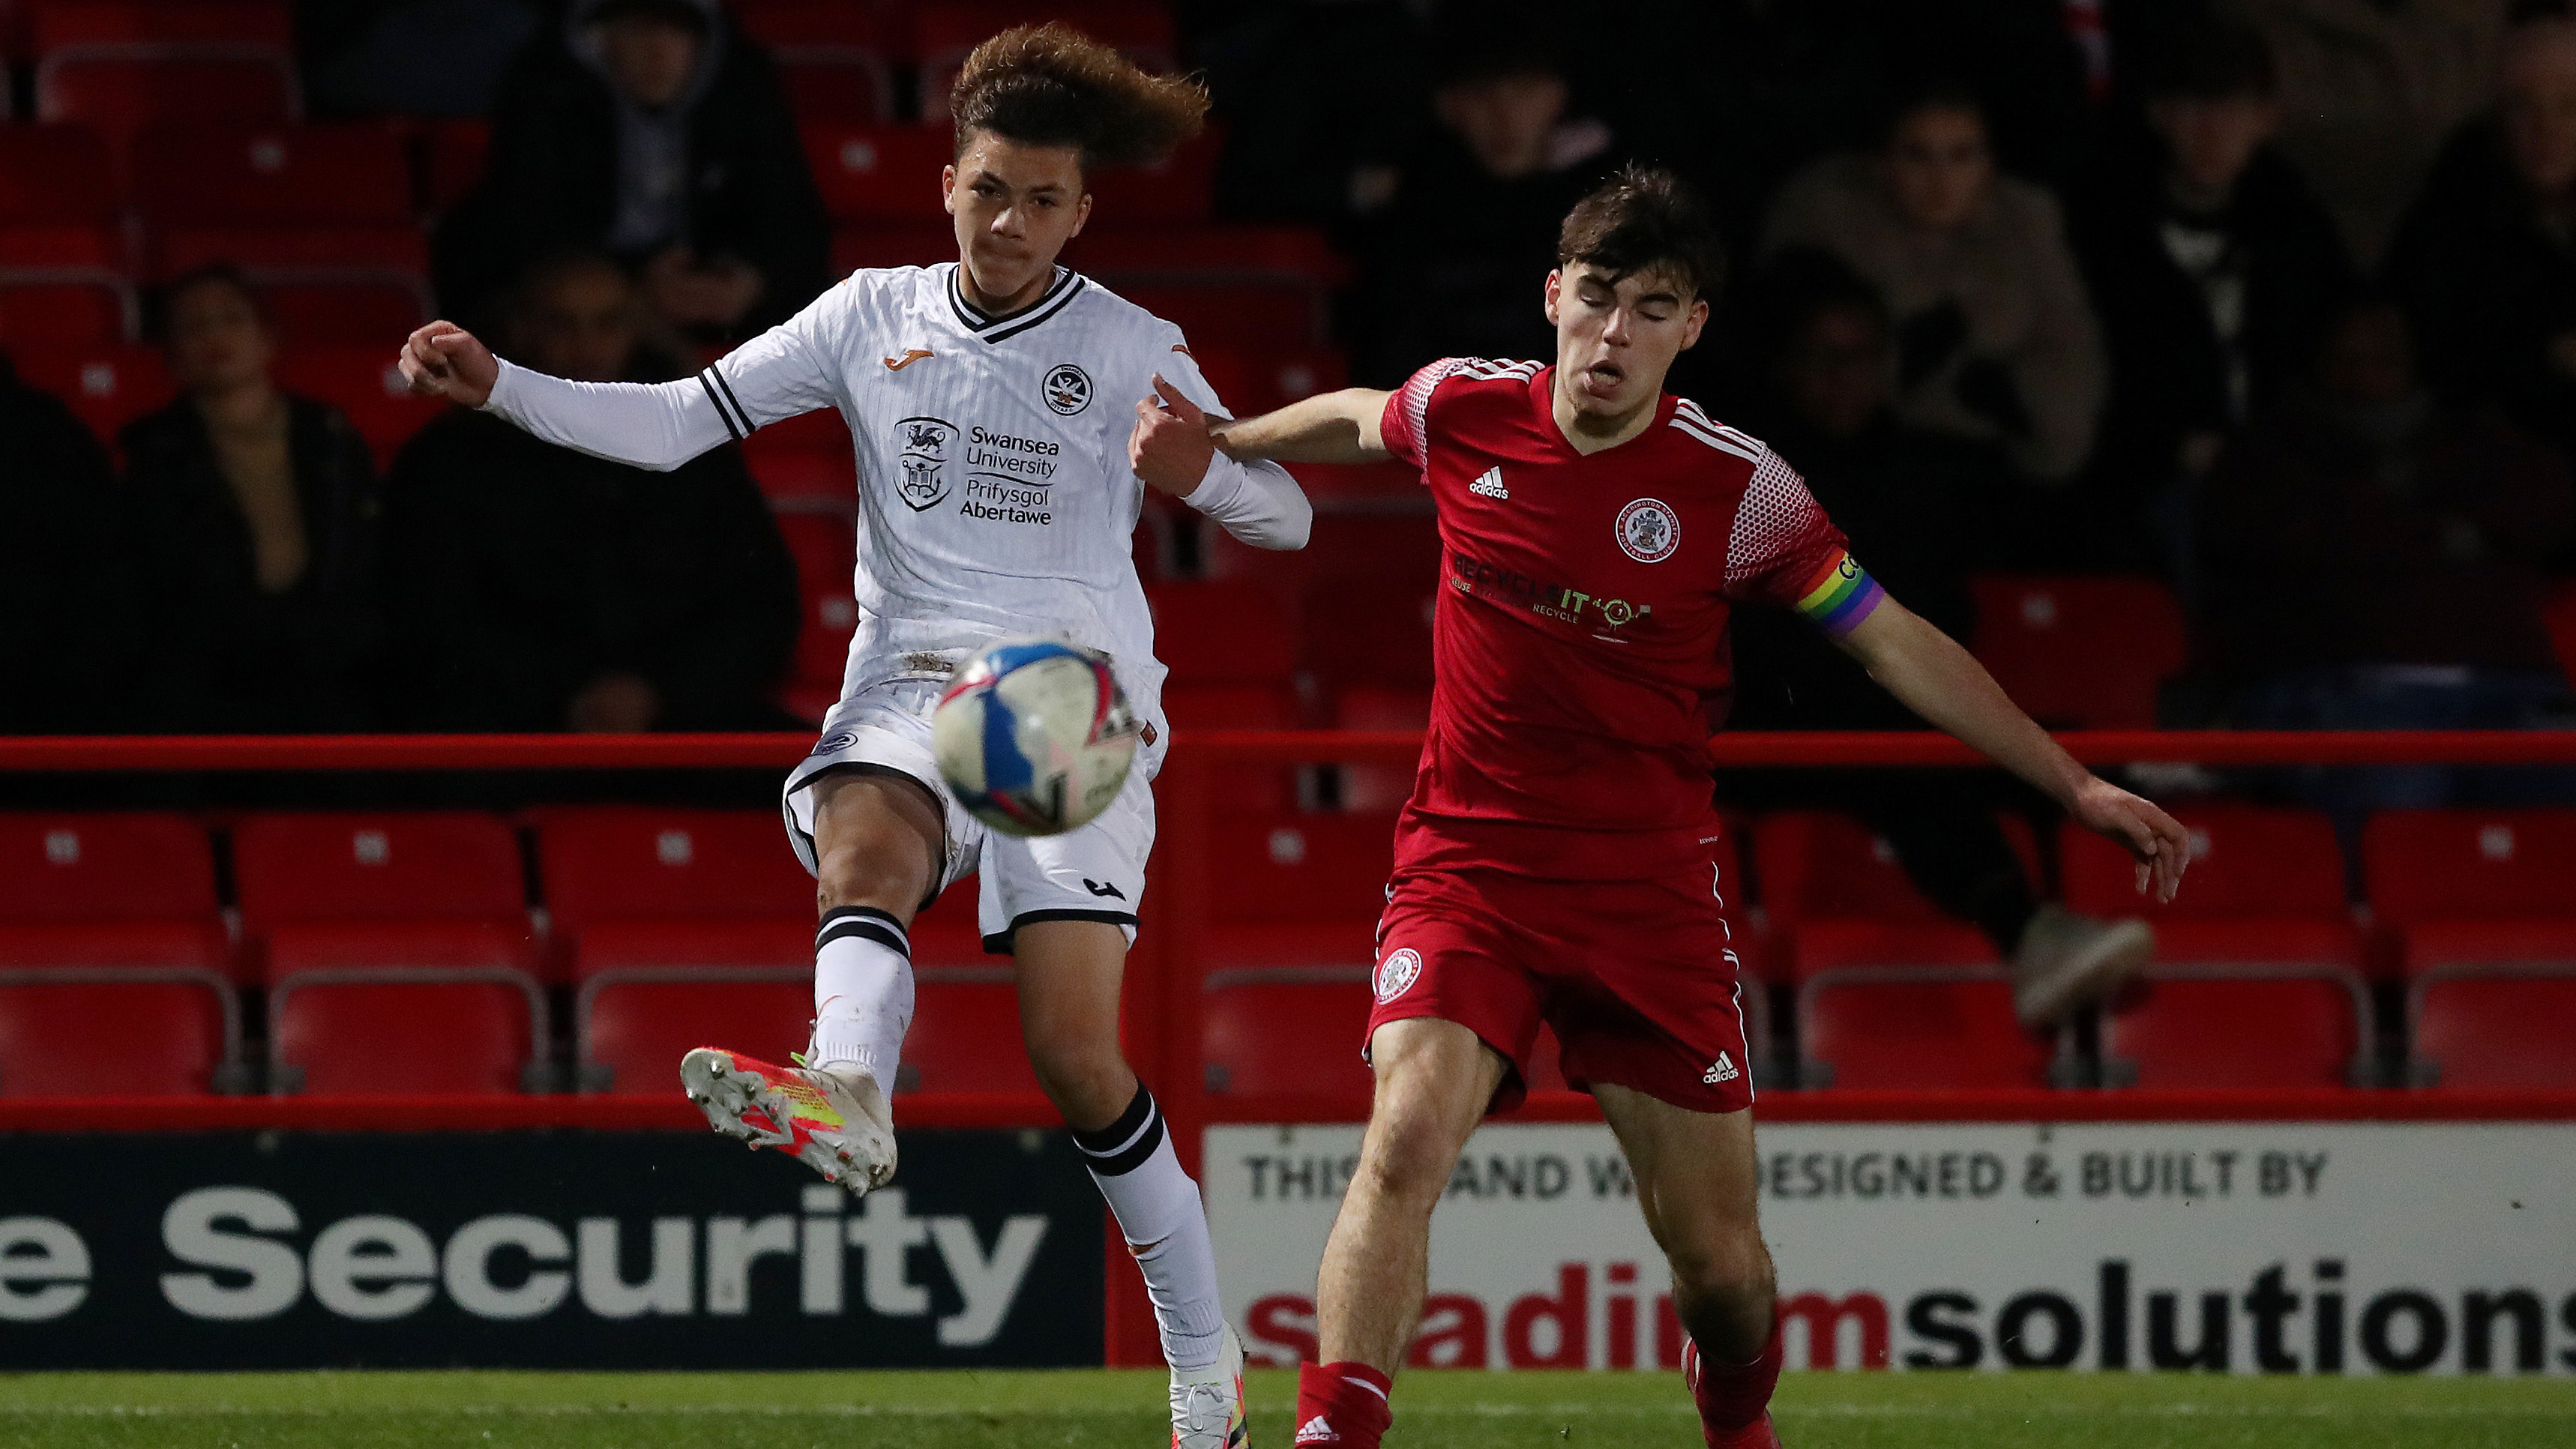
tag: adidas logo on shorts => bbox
[1469,466,1508,499]
[1703,1051,1739,1085]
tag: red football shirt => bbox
[1377,358,1883,880]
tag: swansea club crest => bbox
[896,415,957,511]
[1043,363,1093,416]
[1616,498,1680,564]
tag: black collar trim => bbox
[948,265,1083,340]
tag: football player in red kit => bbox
[1152,166,2194,1447]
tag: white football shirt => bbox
[481,262,1311,726]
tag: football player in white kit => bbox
[397,25,1303,1445]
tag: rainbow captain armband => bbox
[1793,549,1888,639]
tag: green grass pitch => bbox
[1,1370,2569,1448]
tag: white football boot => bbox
[1170,1322,1249,1448]
[678,1046,897,1195]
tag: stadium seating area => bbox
[1,801,2568,1102]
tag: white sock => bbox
[808,907,912,1091]
[1074,1085,1225,1373]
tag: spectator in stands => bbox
[2198,293,2576,842]
[121,267,386,733]
[2229,0,2507,267]
[2074,16,2354,574]
[1724,251,2151,1030]
[385,251,798,733]
[0,354,131,734]
[1764,83,2108,483]
[2387,3,2576,503]
[432,0,828,341]
[1346,30,1614,384]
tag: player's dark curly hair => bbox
[1556,164,1726,303]
[949,23,1209,172]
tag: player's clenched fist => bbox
[1128,373,1218,498]
[397,321,500,409]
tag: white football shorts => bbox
[782,675,1160,954]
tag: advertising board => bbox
[0,1129,1102,1368]
[1209,1121,2576,1376]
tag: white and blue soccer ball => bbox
[932,638,1141,837]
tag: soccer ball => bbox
[932,638,1141,837]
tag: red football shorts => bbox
[1365,851,1756,1115]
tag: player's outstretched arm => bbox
[1836,599,2192,902]
[396,319,748,474]
[1210,388,1395,465]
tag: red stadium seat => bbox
[0,812,218,923]
[0,979,232,1095]
[1753,812,2041,985]
[1197,810,1394,1104]
[1800,970,2054,1089]
[535,807,813,937]
[231,812,526,936]
[232,815,541,1091]
[0,125,128,345]
[0,123,118,225]
[31,1,298,142]
[734,0,898,121]
[2062,804,2349,921]
[1966,575,2186,729]
[2103,973,2368,1089]
[774,510,857,700]
[133,123,412,228]
[1084,130,1221,225]
[1203,968,1375,1100]
[741,431,855,510]
[0,813,241,1094]
[418,118,488,214]
[2362,809,2576,1083]
[2064,805,2371,1085]
[8,343,172,439]
[2411,976,2576,1088]
[584,977,811,1094]
[802,122,953,220]
[133,121,427,346]
[1185,345,1348,422]
[272,348,448,463]
[1062,227,1343,349]
[271,976,540,1094]
[1149,579,1303,726]
[2365,808,2576,927]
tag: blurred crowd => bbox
[3,0,2575,772]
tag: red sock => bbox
[1685,1322,1783,1448]
[1292,1361,1393,1448]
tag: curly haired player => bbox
[1208,166,2191,1448]
[400,24,1304,1446]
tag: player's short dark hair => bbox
[2148,16,2279,100]
[585,0,708,33]
[145,262,269,343]
[1556,164,1725,303]
[949,22,1209,172]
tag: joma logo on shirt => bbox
[1450,553,1651,631]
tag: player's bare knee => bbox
[1665,1225,1774,1312]
[1026,1036,1133,1128]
